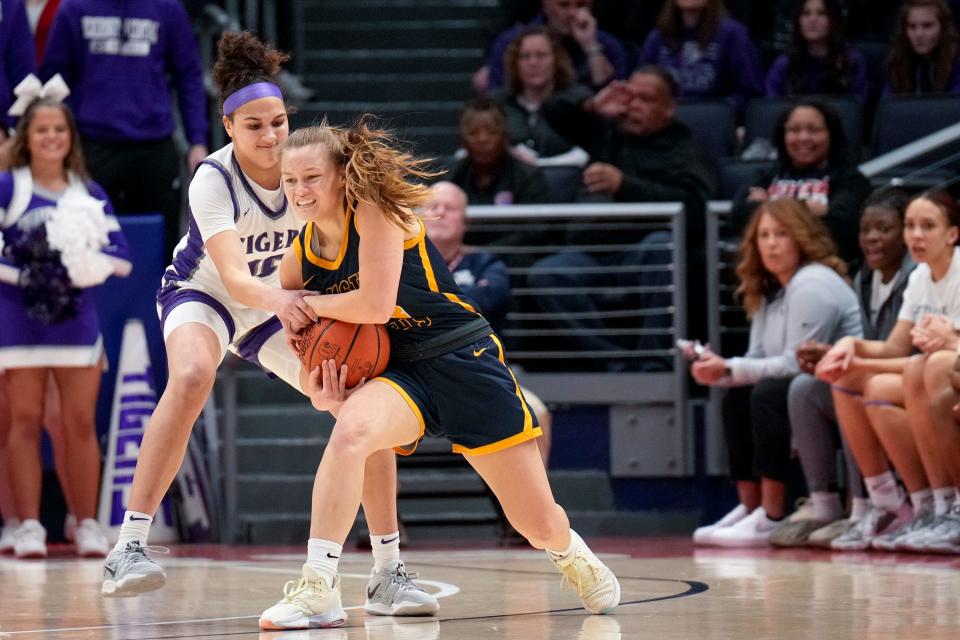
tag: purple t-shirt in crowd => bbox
[0,0,37,129]
[485,13,628,91]
[640,16,763,110]
[765,47,868,101]
[40,0,207,144]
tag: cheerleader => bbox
[0,75,131,558]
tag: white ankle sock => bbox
[810,492,844,521]
[115,511,152,548]
[850,497,871,522]
[864,472,904,511]
[3,517,21,530]
[546,529,581,562]
[370,531,401,570]
[933,487,957,515]
[306,538,342,588]
[910,488,933,511]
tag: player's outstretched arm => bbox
[206,229,316,328]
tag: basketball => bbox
[296,319,390,388]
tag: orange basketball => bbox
[297,319,390,388]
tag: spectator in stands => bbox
[0,0,35,139]
[529,65,715,369]
[731,100,872,264]
[765,0,869,101]
[0,91,131,558]
[444,98,549,208]
[689,198,861,547]
[494,26,591,167]
[473,0,629,94]
[815,191,960,552]
[775,189,915,548]
[885,0,960,95]
[421,181,552,468]
[639,0,763,111]
[40,0,209,256]
[25,0,62,64]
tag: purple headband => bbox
[222,82,283,116]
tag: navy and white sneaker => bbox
[364,560,439,616]
[101,541,167,597]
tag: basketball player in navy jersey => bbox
[257,121,619,630]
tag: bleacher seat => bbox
[718,159,775,200]
[853,39,890,102]
[675,100,737,163]
[541,164,583,203]
[871,94,960,157]
[744,96,864,148]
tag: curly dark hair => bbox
[786,0,853,95]
[212,31,289,116]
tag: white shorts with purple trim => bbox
[156,284,303,393]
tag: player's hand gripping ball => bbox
[296,319,390,388]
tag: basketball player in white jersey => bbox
[99,32,438,617]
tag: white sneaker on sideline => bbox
[711,507,779,547]
[693,504,750,546]
[831,503,913,551]
[14,519,47,558]
[76,519,109,557]
[0,519,20,554]
[259,564,347,630]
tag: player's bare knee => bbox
[903,354,926,390]
[327,413,377,458]
[861,376,887,403]
[169,361,216,398]
[923,350,956,390]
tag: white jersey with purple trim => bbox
[160,143,300,327]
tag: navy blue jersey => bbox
[293,209,481,350]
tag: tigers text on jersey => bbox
[294,207,480,349]
[160,143,300,306]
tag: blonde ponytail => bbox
[285,116,440,226]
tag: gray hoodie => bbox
[724,263,863,386]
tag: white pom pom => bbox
[45,191,113,288]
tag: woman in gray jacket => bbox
[688,198,861,547]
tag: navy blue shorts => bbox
[377,333,541,456]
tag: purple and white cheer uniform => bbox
[0,168,131,368]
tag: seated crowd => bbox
[4,0,960,560]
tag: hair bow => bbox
[7,74,71,117]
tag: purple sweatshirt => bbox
[882,52,960,95]
[765,47,868,101]
[640,16,762,111]
[1,0,37,130]
[40,0,206,144]
[485,13,628,91]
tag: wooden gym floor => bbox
[1,538,958,639]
